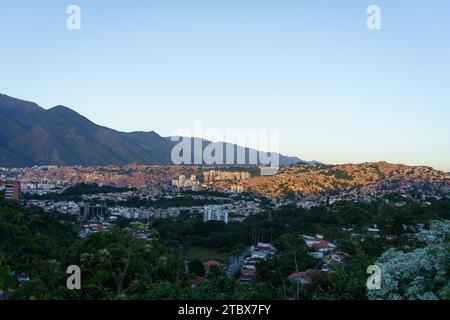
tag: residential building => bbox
[303,234,336,258]
[167,207,181,218]
[4,181,20,201]
[80,205,107,218]
[288,269,323,285]
[239,243,277,282]
[203,205,229,224]
[154,207,181,219]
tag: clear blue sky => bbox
[0,1,449,171]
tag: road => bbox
[226,247,250,278]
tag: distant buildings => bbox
[27,200,80,214]
[172,175,201,191]
[79,222,111,238]
[154,207,181,219]
[4,181,20,201]
[231,185,245,193]
[80,205,108,218]
[122,209,151,220]
[203,205,229,224]
[203,170,251,183]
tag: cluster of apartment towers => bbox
[172,170,252,192]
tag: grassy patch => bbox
[185,247,229,262]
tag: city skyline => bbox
[1,1,449,171]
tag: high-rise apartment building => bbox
[4,181,20,201]
[203,205,229,224]
[80,205,107,218]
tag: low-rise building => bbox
[288,269,323,285]
[239,243,277,282]
[154,207,181,219]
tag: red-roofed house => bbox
[240,268,257,282]
[288,269,323,285]
[203,260,221,273]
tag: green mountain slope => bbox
[0,93,301,167]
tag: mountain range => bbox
[0,93,303,167]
